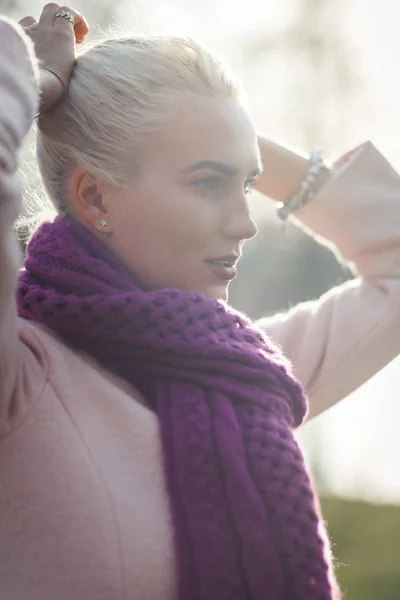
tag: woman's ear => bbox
[69,167,113,233]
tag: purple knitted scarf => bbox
[17,216,339,600]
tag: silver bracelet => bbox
[277,150,331,221]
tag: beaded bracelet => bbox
[277,150,331,221]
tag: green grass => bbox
[321,497,400,599]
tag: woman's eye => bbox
[193,177,256,196]
[244,180,256,195]
[194,177,221,191]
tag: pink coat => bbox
[1,19,400,600]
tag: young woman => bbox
[1,5,399,600]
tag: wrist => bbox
[256,135,331,203]
[37,67,67,116]
[276,150,332,221]
[256,136,310,203]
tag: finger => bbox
[37,3,88,44]
[51,6,82,35]
[38,3,62,27]
[20,24,39,39]
[73,13,89,42]
[18,16,37,27]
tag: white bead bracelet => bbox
[277,150,331,221]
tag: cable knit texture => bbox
[17,216,340,600]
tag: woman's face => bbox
[103,95,260,301]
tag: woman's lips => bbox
[205,258,238,281]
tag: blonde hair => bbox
[32,35,241,222]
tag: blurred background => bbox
[3,0,400,596]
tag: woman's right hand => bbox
[18,3,89,113]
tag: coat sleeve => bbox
[0,18,38,432]
[256,142,400,419]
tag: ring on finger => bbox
[54,9,75,24]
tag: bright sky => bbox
[300,0,400,504]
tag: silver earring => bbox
[100,219,108,228]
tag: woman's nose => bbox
[222,198,258,242]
